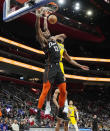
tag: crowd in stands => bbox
[56,13,101,37]
[0,82,110,131]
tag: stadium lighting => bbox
[0,56,110,82]
[58,0,65,4]
[104,0,110,3]
[74,6,80,10]
[74,2,80,11]
[86,10,93,16]
[20,76,24,80]
[1,36,110,63]
[75,2,80,6]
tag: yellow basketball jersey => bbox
[57,42,65,74]
[57,42,64,61]
[68,106,78,125]
[68,106,76,117]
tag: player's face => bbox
[69,100,73,105]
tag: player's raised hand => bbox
[35,7,47,17]
[43,10,51,17]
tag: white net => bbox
[35,2,58,17]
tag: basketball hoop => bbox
[16,0,28,4]
[3,0,57,22]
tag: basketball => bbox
[48,15,57,24]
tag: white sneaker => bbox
[45,106,51,114]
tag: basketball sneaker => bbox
[45,106,51,114]
[35,109,41,126]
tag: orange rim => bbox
[48,2,59,12]
[48,2,57,6]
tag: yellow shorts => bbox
[69,117,77,125]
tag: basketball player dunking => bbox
[35,11,89,123]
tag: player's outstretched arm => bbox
[54,34,67,41]
[63,49,89,70]
[35,14,42,39]
[43,16,50,34]
[35,12,47,48]
[53,89,60,109]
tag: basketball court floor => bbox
[29,128,92,131]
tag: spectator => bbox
[0,121,8,131]
[12,120,19,131]
[19,120,24,131]
[29,115,35,127]
[23,119,29,130]
[0,107,2,118]
[0,83,110,130]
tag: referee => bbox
[92,115,99,131]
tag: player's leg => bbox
[68,117,73,128]
[57,82,69,121]
[44,65,57,114]
[71,117,79,131]
[58,82,66,107]
[37,66,51,111]
[45,87,52,114]
[37,80,51,109]
[55,118,62,131]
[36,64,56,123]
[57,62,67,108]
[36,80,51,123]
[64,121,69,131]
[74,123,79,131]
[56,66,69,120]
[68,121,70,129]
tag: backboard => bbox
[3,0,52,22]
